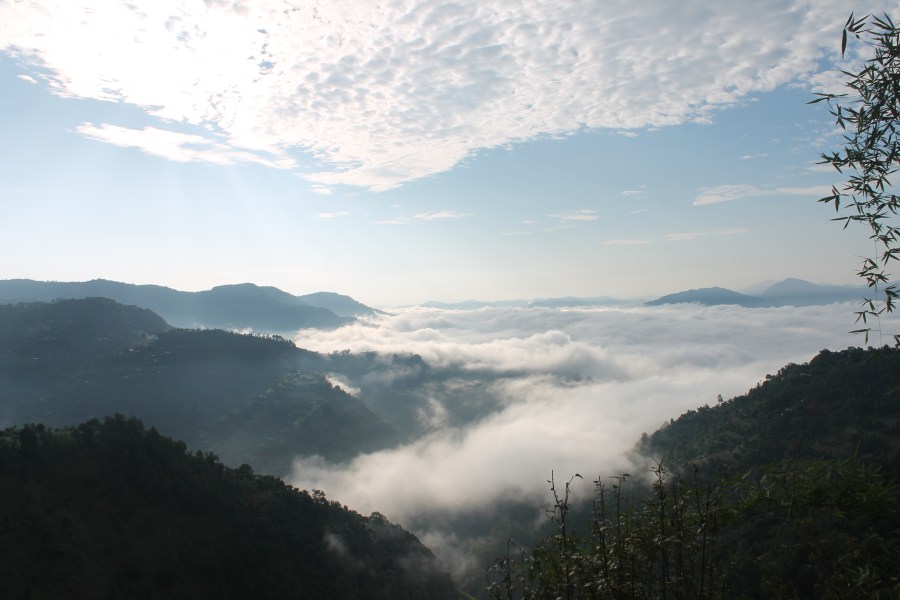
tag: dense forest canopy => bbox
[0,415,458,599]
[487,347,900,599]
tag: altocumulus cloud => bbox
[289,303,866,525]
[3,0,894,191]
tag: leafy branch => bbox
[810,13,900,344]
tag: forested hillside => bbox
[0,415,458,599]
[0,298,398,474]
[641,346,900,478]
[488,347,900,599]
[6,299,900,598]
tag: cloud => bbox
[311,185,334,196]
[288,303,867,526]
[807,162,837,174]
[666,232,704,242]
[692,183,833,206]
[603,238,652,245]
[375,210,470,225]
[621,189,647,197]
[715,227,749,236]
[317,210,350,219]
[76,123,294,168]
[739,153,769,160]
[412,211,470,221]
[665,228,748,242]
[3,0,888,191]
[549,209,598,221]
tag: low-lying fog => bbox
[288,302,886,576]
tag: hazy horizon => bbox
[0,274,871,312]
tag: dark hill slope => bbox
[629,346,900,598]
[640,346,900,478]
[0,416,458,600]
[0,299,398,474]
[487,348,900,599]
[0,297,169,375]
[645,286,760,307]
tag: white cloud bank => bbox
[4,0,895,191]
[288,303,871,524]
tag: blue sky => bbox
[1,1,894,306]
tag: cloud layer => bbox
[3,0,890,190]
[288,303,868,526]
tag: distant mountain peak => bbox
[645,286,759,307]
[761,278,819,294]
[646,278,866,308]
[0,279,378,331]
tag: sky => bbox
[1,0,897,307]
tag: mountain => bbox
[645,286,761,307]
[645,278,868,307]
[759,277,865,306]
[0,279,379,331]
[0,415,458,599]
[488,346,900,599]
[0,298,399,474]
[296,291,383,317]
[640,346,900,478]
[0,297,170,375]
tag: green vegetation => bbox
[642,346,900,478]
[487,347,900,599]
[484,14,900,596]
[5,299,900,599]
[812,13,900,341]
[0,415,457,599]
[0,298,398,474]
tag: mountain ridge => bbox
[0,297,399,474]
[419,278,864,309]
[645,278,867,307]
[0,278,378,332]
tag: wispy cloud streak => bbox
[693,184,833,206]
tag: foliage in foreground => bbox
[488,347,900,599]
[812,13,900,342]
[488,459,898,600]
[0,415,458,600]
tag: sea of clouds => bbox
[288,302,883,536]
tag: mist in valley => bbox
[287,301,874,579]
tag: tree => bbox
[811,13,900,344]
